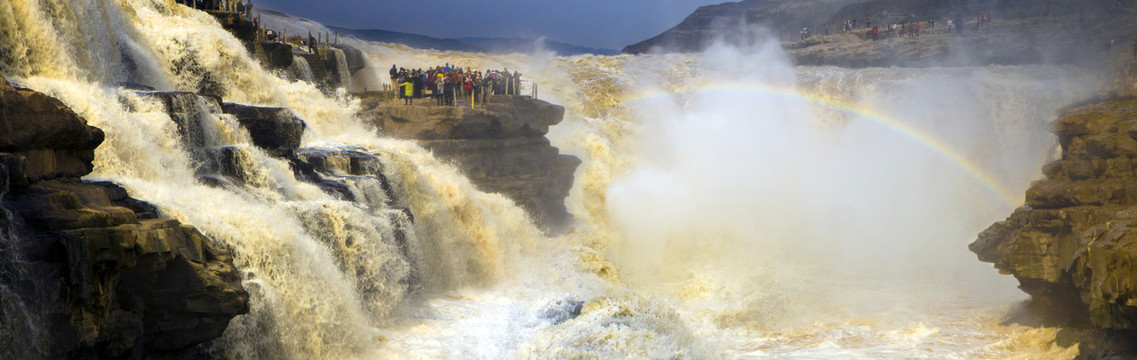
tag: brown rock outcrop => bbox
[221,102,307,153]
[0,78,248,359]
[372,95,565,140]
[972,96,1137,357]
[364,95,580,232]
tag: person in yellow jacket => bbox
[399,79,413,105]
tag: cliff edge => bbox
[362,95,581,233]
[972,96,1137,358]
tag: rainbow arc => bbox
[620,81,1022,209]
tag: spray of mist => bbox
[598,27,1098,335]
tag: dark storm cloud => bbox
[251,0,724,49]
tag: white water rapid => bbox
[0,1,1103,359]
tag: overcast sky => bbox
[252,0,726,50]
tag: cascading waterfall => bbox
[328,47,353,91]
[287,55,316,84]
[0,0,545,358]
[0,0,1113,359]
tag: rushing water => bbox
[0,1,1103,359]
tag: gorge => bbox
[1,0,1136,359]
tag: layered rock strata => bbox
[972,96,1137,357]
[364,95,580,232]
[0,78,248,359]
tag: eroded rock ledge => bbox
[972,96,1137,358]
[0,77,248,359]
[364,95,581,232]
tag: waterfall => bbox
[328,47,353,90]
[0,0,1112,358]
[0,0,542,358]
[349,49,383,93]
[288,55,315,83]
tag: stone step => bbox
[252,43,269,66]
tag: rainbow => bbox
[619,81,1022,209]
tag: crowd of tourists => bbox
[175,0,253,16]
[389,64,523,106]
[819,13,994,42]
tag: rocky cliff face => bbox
[624,0,1137,67]
[972,96,1137,358]
[363,96,580,232]
[622,0,859,54]
[0,77,248,359]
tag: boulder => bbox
[538,299,584,325]
[260,42,294,69]
[222,103,307,153]
[0,80,102,182]
[0,78,104,152]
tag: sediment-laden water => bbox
[0,1,1102,358]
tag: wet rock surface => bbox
[973,96,1137,358]
[538,299,584,325]
[363,95,581,232]
[0,78,248,359]
[221,103,307,154]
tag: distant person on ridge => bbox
[436,76,446,106]
[389,64,398,89]
[503,68,512,95]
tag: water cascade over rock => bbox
[0,0,545,358]
[1,0,1125,358]
[0,77,248,358]
[287,56,316,84]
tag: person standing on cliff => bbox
[436,76,446,106]
[389,64,398,89]
[399,78,413,105]
[413,71,424,99]
[503,68,513,95]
